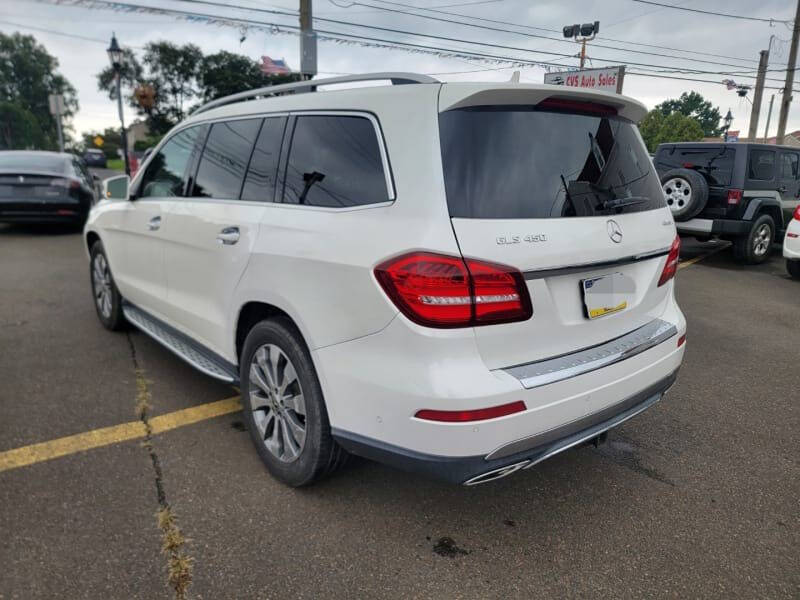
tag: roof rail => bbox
[192,72,439,115]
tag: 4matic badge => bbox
[496,234,548,245]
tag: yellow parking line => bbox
[0,396,241,473]
[678,242,731,270]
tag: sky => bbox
[1,0,798,139]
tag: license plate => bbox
[581,272,634,319]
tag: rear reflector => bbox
[727,189,743,205]
[658,235,681,287]
[788,232,799,239]
[56,209,76,215]
[677,334,686,347]
[415,401,526,422]
[374,252,532,328]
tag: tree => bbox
[0,32,78,149]
[98,42,201,136]
[639,109,704,152]
[656,91,722,137]
[0,101,42,149]
[197,51,299,103]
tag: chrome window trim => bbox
[289,110,396,203]
[502,318,678,389]
[522,247,670,280]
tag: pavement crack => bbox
[127,332,194,600]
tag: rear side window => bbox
[282,115,389,207]
[655,146,735,186]
[139,127,201,198]
[192,119,261,199]
[780,152,799,179]
[241,117,287,202]
[439,107,665,219]
[748,149,776,181]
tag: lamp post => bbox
[723,109,733,142]
[107,33,130,177]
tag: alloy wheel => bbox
[753,223,772,257]
[92,253,113,319]
[248,344,307,463]
[662,177,692,215]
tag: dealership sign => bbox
[544,66,626,94]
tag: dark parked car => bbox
[654,142,800,263]
[83,148,107,167]
[0,151,97,226]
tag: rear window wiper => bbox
[596,196,648,210]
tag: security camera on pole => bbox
[563,21,600,69]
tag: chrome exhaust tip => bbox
[462,460,530,486]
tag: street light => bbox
[562,21,599,69]
[723,109,733,142]
[107,33,130,176]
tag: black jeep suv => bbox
[653,142,800,263]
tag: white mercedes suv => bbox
[87,73,686,486]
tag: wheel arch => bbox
[234,301,310,366]
[85,229,101,255]
[743,197,783,229]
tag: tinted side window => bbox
[139,127,201,198]
[283,115,389,207]
[241,117,286,202]
[780,153,799,179]
[192,119,261,199]
[748,149,776,181]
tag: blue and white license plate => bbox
[581,272,635,319]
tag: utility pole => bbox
[748,49,769,141]
[579,39,587,69]
[299,0,317,81]
[48,94,65,152]
[776,0,800,144]
[763,93,776,143]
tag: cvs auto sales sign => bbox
[544,66,626,94]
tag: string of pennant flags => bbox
[34,0,575,73]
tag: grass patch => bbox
[106,158,124,171]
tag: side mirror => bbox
[92,173,100,181]
[103,175,130,201]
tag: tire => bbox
[660,168,709,222]
[89,241,126,330]
[732,214,775,265]
[787,259,800,280]
[240,318,348,486]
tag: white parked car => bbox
[87,73,686,486]
[784,205,800,279]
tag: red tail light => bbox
[793,204,800,221]
[727,189,743,205]
[415,400,526,422]
[658,235,681,287]
[51,178,81,190]
[374,252,532,328]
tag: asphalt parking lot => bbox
[1,224,798,599]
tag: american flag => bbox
[261,56,291,75]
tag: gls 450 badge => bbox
[496,234,548,245]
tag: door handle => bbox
[148,216,161,231]
[216,226,240,245]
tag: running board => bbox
[122,303,238,384]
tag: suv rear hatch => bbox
[438,85,676,369]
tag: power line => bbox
[325,0,766,71]
[365,0,759,64]
[629,0,792,24]
[23,0,800,93]
[163,0,791,82]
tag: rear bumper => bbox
[0,200,87,223]
[315,299,686,484]
[676,218,750,236]
[334,370,677,485]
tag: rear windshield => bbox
[439,107,665,219]
[655,146,735,186]
[0,153,69,174]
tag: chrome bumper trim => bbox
[522,247,670,280]
[503,318,677,389]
